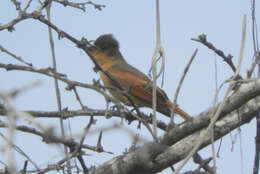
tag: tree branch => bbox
[89,78,260,174]
[0,107,168,131]
[191,34,237,73]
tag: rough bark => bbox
[90,78,260,174]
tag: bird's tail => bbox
[159,101,191,120]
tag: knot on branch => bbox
[93,66,101,73]
[226,54,233,62]
[256,51,260,59]
[92,79,103,89]
[66,83,76,91]
[7,25,15,32]
[31,11,44,20]
[198,34,207,42]
[135,142,168,171]
[76,37,89,49]
[80,37,88,46]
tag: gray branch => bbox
[89,78,260,174]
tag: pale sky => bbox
[0,0,259,173]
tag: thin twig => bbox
[74,117,94,174]
[46,3,71,173]
[254,114,260,174]
[150,0,165,140]
[237,127,245,174]
[173,15,247,174]
[31,149,81,174]
[0,44,33,66]
[235,15,247,78]
[72,87,86,110]
[0,121,112,154]
[0,133,39,170]
[0,91,17,173]
[20,160,28,174]
[23,0,33,11]
[211,53,218,173]
[54,0,105,11]
[191,34,236,73]
[169,49,197,125]
[247,52,260,78]
[216,138,223,157]
[0,1,50,32]
[251,0,259,53]
[10,0,21,11]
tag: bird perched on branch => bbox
[87,34,190,120]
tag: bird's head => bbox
[87,34,125,66]
[94,34,119,50]
[92,34,120,57]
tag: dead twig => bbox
[193,153,213,174]
[169,49,197,125]
[173,15,247,174]
[150,0,166,140]
[0,133,39,170]
[0,45,32,66]
[45,3,71,173]
[191,34,236,73]
[54,0,105,11]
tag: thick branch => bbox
[154,94,258,171]
[90,78,260,174]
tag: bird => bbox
[87,34,190,120]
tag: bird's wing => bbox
[108,63,169,106]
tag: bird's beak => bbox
[86,39,98,51]
[87,44,101,52]
[87,45,95,51]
